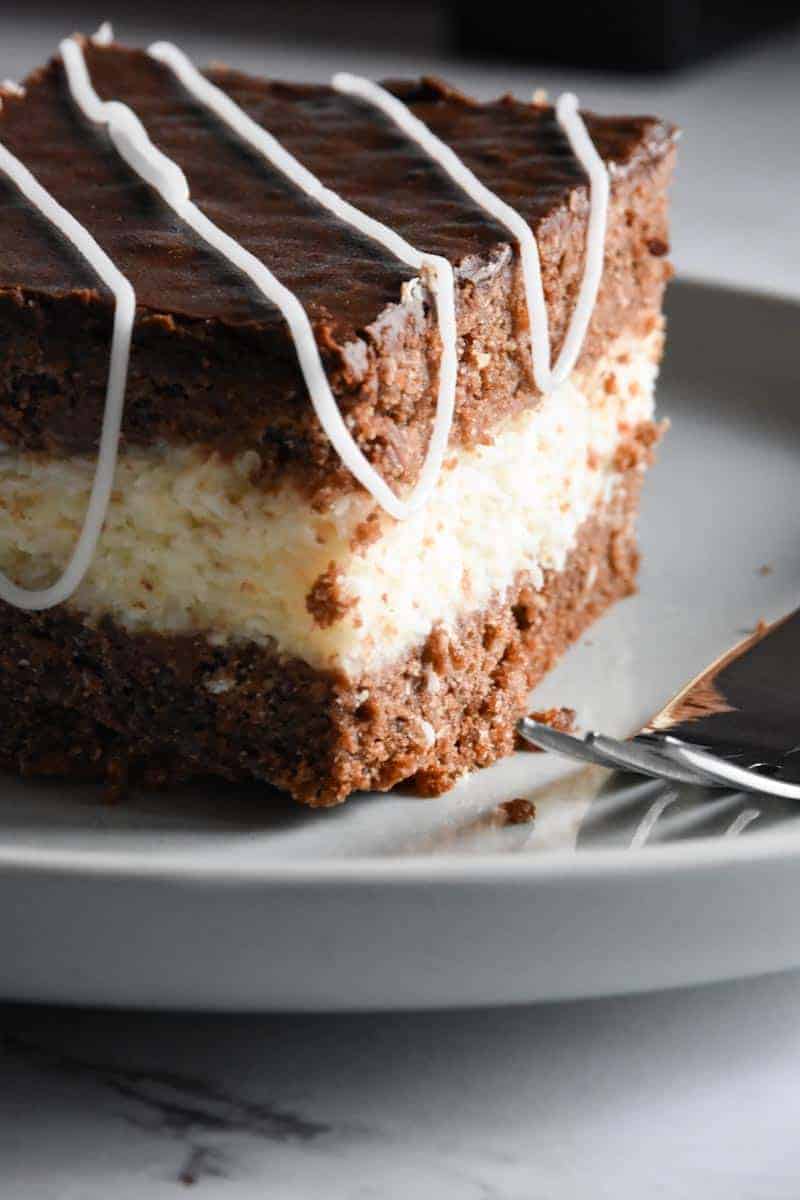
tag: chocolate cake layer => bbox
[0,43,675,501]
[0,322,661,670]
[0,465,642,805]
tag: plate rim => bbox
[3,275,800,891]
[3,815,800,884]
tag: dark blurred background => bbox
[15,0,800,71]
[454,0,800,71]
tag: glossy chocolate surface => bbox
[0,41,675,488]
[0,47,671,336]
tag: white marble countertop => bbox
[5,971,800,1198]
[1,12,800,1198]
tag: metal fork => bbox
[516,720,800,801]
[517,606,800,802]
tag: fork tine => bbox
[515,718,613,766]
[516,718,718,785]
[588,733,715,787]
[659,738,800,801]
[516,718,800,802]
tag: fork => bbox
[516,605,800,802]
[516,719,800,800]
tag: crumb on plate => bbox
[498,797,537,825]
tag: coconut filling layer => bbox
[0,325,661,676]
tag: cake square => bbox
[0,35,676,804]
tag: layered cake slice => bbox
[0,32,676,804]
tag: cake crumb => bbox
[531,706,577,733]
[306,562,357,628]
[612,420,665,472]
[757,564,773,576]
[516,705,577,752]
[498,797,536,825]
[422,625,450,675]
[350,510,382,553]
[647,236,670,257]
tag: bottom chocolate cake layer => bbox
[0,467,643,806]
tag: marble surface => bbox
[1,11,800,1198]
[5,970,800,1198]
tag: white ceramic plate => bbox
[2,279,800,1011]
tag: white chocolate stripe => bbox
[0,141,134,610]
[90,21,114,46]
[550,95,611,382]
[146,40,457,521]
[331,75,609,393]
[61,37,456,522]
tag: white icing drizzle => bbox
[0,143,134,610]
[551,94,611,384]
[91,22,114,46]
[59,37,456,521]
[331,75,610,392]
[147,40,458,521]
